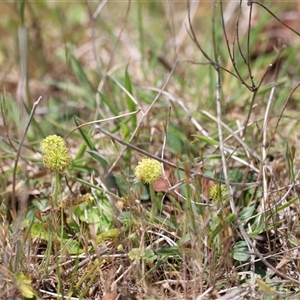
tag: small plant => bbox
[40,134,72,173]
[209,183,228,204]
[40,135,73,294]
[135,157,162,221]
[40,135,72,205]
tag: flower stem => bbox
[149,183,158,222]
[52,172,60,205]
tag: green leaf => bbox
[61,239,83,255]
[270,196,299,217]
[128,248,140,260]
[70,54,94,92]
[143,249,157,264]
[232,241,249,262]
[124,66,136,127]
[75,142,87,160]
[87,150,109,170]
[249,220,265,237]
[120,123,130,141]
[74,117,110,171]
[154,215,177,230]
[97,92,118,115]
[156,247,180,256]
[239,205,256,223]
[167,125,184,153]
[128,248,157,264]
[30,222,49,241]
[124,66,135,112]
[74,116,97,151]
[46,80,87,97]
[285,142,295,180]
[192,135,220,146]
[96,228,121,243]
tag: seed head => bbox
[134,158,162,184]
[209,184,228,203]
[40,135,72,172]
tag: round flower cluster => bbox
[40,135,72,172]
[134,158,162,184]
[209,184,228,203]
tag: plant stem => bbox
[52,172,60,206]
[149,183,158,222]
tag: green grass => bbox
[1,1,300,299]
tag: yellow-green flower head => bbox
[210,184,228,203]
[135,158,162,184]
[40,135,72,172]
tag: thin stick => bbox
[245,0,255,88]
[253,1,300,38]
[65,109,140,140]
[261,86,275,226]
[242,64,273,137]
[10,96,42,221]
[220,0,254,91]
[95,125,187,172]
[273,82,300,140]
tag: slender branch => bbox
[253,1,300,38]
[65,109,140,140]
[273,81,300,138]
[235,1,248,65]
[219,0,255,91]
[242,64,273,137]
[246,0,255,88]
[11,96,42,221]
[261,86,276,228]
[186,1,217,69]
